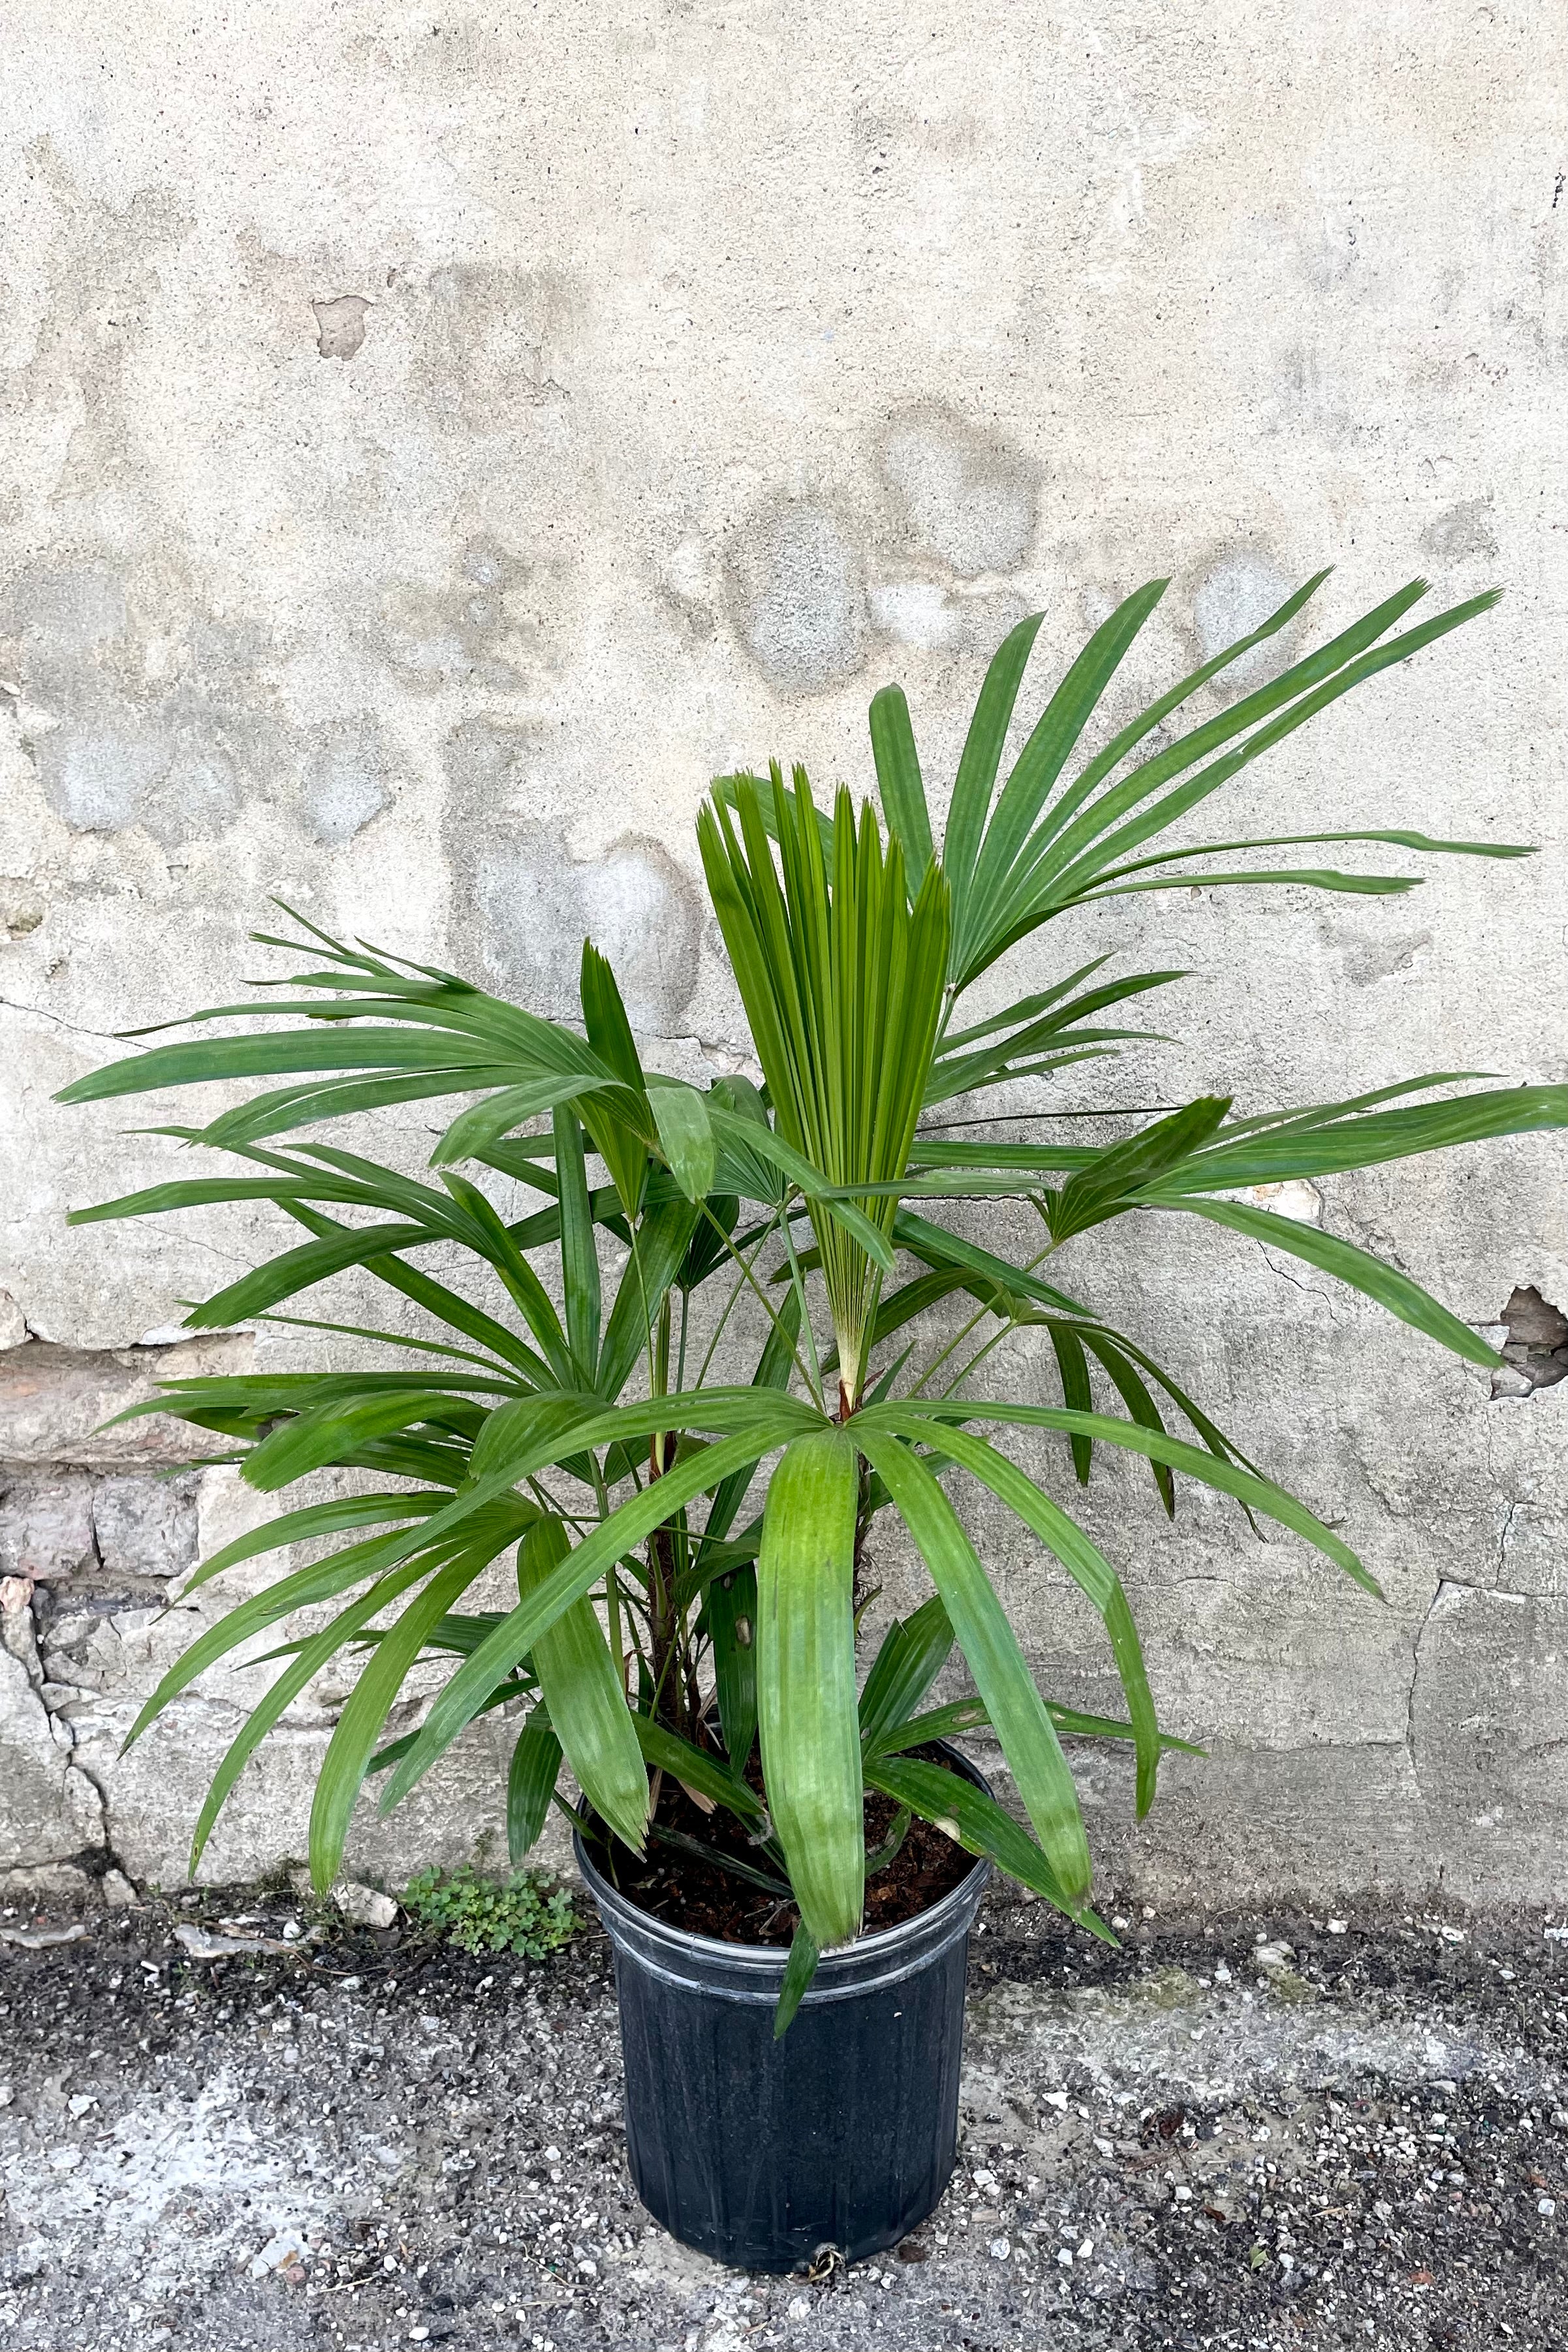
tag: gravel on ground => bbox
[1,1875,1565,2351]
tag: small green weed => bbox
[402,1864,579,1958]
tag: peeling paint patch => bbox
[651,531,719,640]
[11,143,193,520]
[729,499,867,695]
[1235,1179,1323,1225]
[29,705,244,845]
[880,407,1039,578]
[0,886,44,941]
[587,836,704,1031]
[311,294,370,358]
[461,824,702,1035]
[7,565,126,660]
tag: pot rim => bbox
[571,1736,992,1978]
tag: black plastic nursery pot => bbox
[572,1742,992,2273]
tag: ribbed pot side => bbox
[572,1743,993,2272]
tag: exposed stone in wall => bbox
[0,1340,226,1883]
[0,1466,95,1580]
[0,1464,198,1597]
[1489,1286,1568,1398]
[0,1334,520,1892]
[1,1576,105,1868]
[0,1338,251,1466]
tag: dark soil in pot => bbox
[585,1750,977,1946]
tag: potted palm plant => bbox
[59,569,1563,2272]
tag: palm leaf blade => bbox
[756,1429,864,1947]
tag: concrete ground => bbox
[1,1878,1565,2352]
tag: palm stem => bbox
[777,1188,828,1413]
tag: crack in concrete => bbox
[0,995,140,1048]
[1253,1236,1315,1296]
[1250,1236,1343,1322]
[0,1590,108,1861]
[1496,1496,1521,1591]
[60,1727,115,1833]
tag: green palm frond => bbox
[698,766,949,1405]
[869,576,1525,1070]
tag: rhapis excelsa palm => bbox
[58,568,1565,2027]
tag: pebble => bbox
[0,1922,87,1950]
[174,1924,297,1960]
[247,2227,307,2279]
[334,1881,400,1930]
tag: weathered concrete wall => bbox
[0,2,1563,1900]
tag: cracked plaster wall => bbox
[0,2,1563,1900]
